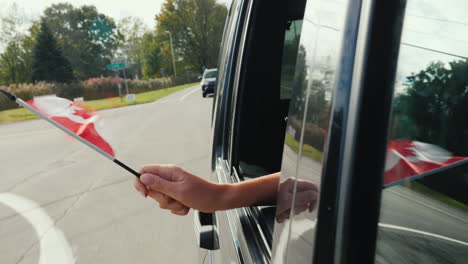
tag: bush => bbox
[0,74,199,112]
[0,82,58,111]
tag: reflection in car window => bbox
[376,0,468,263]
[280,20,303,100]
[272,0,350,263]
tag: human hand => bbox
[276,178,319,223]
[134,165,227,215]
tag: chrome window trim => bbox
[227,0,254,169]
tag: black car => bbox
[194,0,468,263]
[201,68,217,97]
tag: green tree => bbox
[140,32,164,78]
[156,0,228,73]
[31,21,74,83]
[393,60,468,155]
[117,16,149,78]
[0,3,33,84]
[41,3,119,79]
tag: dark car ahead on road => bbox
[194,0,468,263]
[201,69,217,97]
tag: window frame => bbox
[323,0,408,263]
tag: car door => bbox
[201,0,311,263]
[195,0,250,263]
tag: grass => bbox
[402,181,468,212]
[0,82,197,125]
[284,132,323,162]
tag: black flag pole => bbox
[0,89,140,178]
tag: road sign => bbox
[106,62,126,70]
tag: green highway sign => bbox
[106,62,126,70]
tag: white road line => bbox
[0,193,75,264]
[379,223,468,247]
[178,86,200,102]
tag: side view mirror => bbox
[197,75,202,80]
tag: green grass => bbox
[284,133,323,162]
[402,181,468,212]
[0,82,197,125]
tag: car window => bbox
[231,0,309,180]
[280,20,303,100]
[204,70,217,79]
[235,17,303,179]
[375,0,468,263]
[221,0,308,251]
[271,0,351,262]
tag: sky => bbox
[0,0,230,28]
[299,0,468,94]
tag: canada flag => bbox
[28,95,115,157]
[384,139,467,186]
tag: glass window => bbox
[280,20,303,100]
[203,70,217,79]
[376,0,468,263]
[272,0,350,263]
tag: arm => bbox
[219,172,280,210]
[134,165,280,215]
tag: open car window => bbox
[224,0,308,250]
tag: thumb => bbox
[140,173,176,197]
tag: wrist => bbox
[213,183,241,211]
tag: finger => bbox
[295,190,318,205]
[140,173,178,198]
[140,164,183,182]
[171,207,190,216]
[308,200,318,212]
[296,180,319,192]
[148,191,185,211]
[133,178,148,197]
[276,210,291,223]
[293,205,309,215]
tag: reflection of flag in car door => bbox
[384,139,467,186]
[28,95,115,157]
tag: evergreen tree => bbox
[32,20,74,83]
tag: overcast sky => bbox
[0,0,230,28]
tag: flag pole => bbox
[0,89,140,178]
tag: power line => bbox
[406,28,468,44]
[407,14,468,27]
[401,42,468,60]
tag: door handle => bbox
[194,210,219,250]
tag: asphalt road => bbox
[1,84,467,264]
[0,85,212,264]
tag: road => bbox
[0,85,211,264]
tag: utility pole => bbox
[165,31,177,77]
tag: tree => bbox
[0,3,33,84]
[155,0,227,73]
[0,42,31,84]
[41,3,119,79]
[140,32,164,78]
[31,20,74,83]
[117,16,149,78]
[392,60,468,155]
